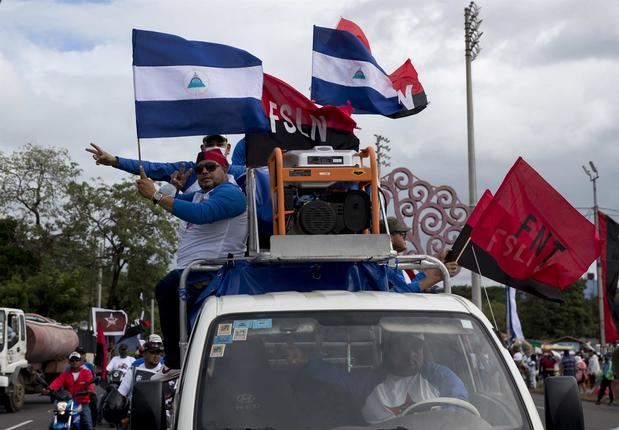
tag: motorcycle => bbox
[49,389,83,430]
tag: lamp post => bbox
[465,1,483,308]
[583,161,604,348]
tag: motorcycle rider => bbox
[106,343,135,377]
[43,352,95,430]
[118,340,163,398]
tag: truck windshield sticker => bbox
[233,320,253,329]
[210,344,226,358]
[461,319,473,329]
[232,328,248,341]
[252,319,272,329]
[214,335,233,344]
[217,323,233,336]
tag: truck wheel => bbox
[4,374,25,412]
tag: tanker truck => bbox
[0,307,79,412]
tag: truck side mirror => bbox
[131,380,166,430]
[544,376,584,430]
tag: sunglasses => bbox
[195,163,220,174]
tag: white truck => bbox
[0,308,79,412]
[130,148,585,430]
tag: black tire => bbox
[4,373,26,412]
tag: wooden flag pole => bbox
[137,138,142,162]
[453,237,472,265]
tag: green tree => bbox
[63,179,177,312]
[0,144,81,228]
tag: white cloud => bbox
[0,0,617,221]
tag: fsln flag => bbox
[448,190,564,301]
[335,17,372,53]
[132,29,269,138]
[311,24,427,117]
[449,158,601,302]
[599,211,619,343]
[245,73,359,166]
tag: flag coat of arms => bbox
[132,29,269,138]
[311,24,427,117]
[245,73,359,166]
[449,158,602,301]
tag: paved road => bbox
[1,392,618,429]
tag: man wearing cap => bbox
[106,343,135,374]
[131,334,164,368]
[362,333,468,424]
[45,352,96,430]
[135,149,248,377]
[118,341,164,399]
[382,216,458,293]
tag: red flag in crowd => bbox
[449,158,602,301]
[599,211,619,343]
[95,322,107,381]
[245,73,359,166]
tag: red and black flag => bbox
[95,322,107,381]
[245,73,359,166]
[599,211,619,342]
[449,158,602,302]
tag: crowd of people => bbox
[511,345,617,406]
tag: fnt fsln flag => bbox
[449,158,602,302]
[245,73,359,166]
[599,211,619,343]
[132,29,269,139]
[311,23,427,118]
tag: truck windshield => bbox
[198,311,531,430]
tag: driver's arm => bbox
[422,361,468,400]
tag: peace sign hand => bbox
[85,143,117,166]
[170,163,193,191]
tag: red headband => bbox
[196,148,229,168]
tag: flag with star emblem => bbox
[132,29,269,138]
[91,307,128,336]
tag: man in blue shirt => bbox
[560,350,576,377]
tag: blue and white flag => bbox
[507,287,525,341]
[311,26,420,117]
[132,29,269,139]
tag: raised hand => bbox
[85,143,117,166]
[136,165,156,199]
[170,162,193,191]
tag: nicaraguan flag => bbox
[311,26,427,117]
[133,29,269,138]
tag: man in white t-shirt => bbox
[106,344,135,374]
[362,333,468,424]
[118,341,163,399]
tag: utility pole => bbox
[97,238,104,308]
[373,134,391,175]
[583,161,604,348]
[465,1,483,308]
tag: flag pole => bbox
[131,56,142,163]
[453,237,472,265]
[137,138,142,162]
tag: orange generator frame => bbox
[267,146,381,236]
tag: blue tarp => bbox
[189,260,399,326]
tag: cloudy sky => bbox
[1,0,618,266]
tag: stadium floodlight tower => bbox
[464,1,483,308]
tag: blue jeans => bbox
[79,403,93,430]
